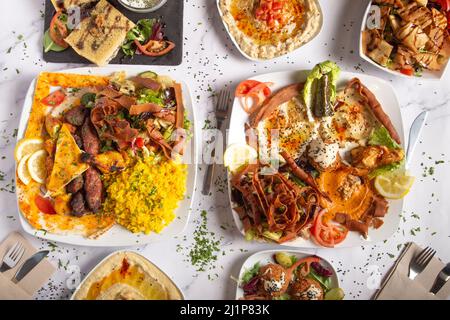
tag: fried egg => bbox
[257,97,318,162]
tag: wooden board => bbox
[43,0,183,65]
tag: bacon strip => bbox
[146,119,173,159]
[230,163,320,244]
[345,78,401,144]
[129,103,162,115]
[281,150,330,201]
[174,83,184,128]
[130,76,162,91]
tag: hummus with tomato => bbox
[72,251,183,300]
[219,0,323,60]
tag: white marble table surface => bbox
[0,0,449,300]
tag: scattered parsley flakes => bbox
[188,210,222,273]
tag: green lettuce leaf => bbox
[303,61,340,121]
[308,269,332,291]
[122,19,156,57]
[368,159,404,179]
[43,30,67,53]
[369,126,400,149]
[241,262,260,284]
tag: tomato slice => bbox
[447,11,450,30]
[49,11,69,49]
[312,210,348,248]
[436,0,450,11]
[134,39,175,57]
[235,80,262,97]
[41,90,66,107]
[399,68,414,76]
[35,195,57,215]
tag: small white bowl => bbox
[216,0,323,62]
[359,1,449,80]
[118,0,167,13]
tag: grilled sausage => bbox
[84,167,103,213]
[81,117,100,155]
[70,191,86,217]
[72,133,83,150]
[64,106,87,126]
[66,175,84,194]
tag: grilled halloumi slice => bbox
[64,0,135,66]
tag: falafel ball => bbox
[290,278,324,300]
[258,264,289,297]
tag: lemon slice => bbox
[374,171,415,199]
[14,138,44,162]
[224,143,258,173]
[17,154,32,185]
[27,150,48,184]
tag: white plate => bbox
[226,69,405,248]
[235,250,340,300]
[359,2,449,80]
[15,66,198,247]
[216,0,323,62]
[71,250,184,300]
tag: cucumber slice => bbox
[139,71,158,79]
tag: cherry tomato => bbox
[49,11,69,49]
[134,137,145,148]
[35,195,57,215]
[399,68,414,76]
[41,90,66,107]
[134,39,175,57]
[312,210,348,248]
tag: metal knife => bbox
[11,250,49,284]
[406,110,428,169]
[430,263,450,295]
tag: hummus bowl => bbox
[217,0,323,61]
[72,251,184,300]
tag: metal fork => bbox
[0,242,25,273]
[202,89,231,195]
[408,246,436,280]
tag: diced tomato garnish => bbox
[399,68,414,76]
[35,195,57,215]
[41,89,66,107]
[134,137,145,148]
[312,210,348,248]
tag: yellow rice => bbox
[102,155,187,234]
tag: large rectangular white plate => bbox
[235,250,340,300]
[16,66,198,247]
[227,69,405,248]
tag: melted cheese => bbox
[46,124,89,195]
